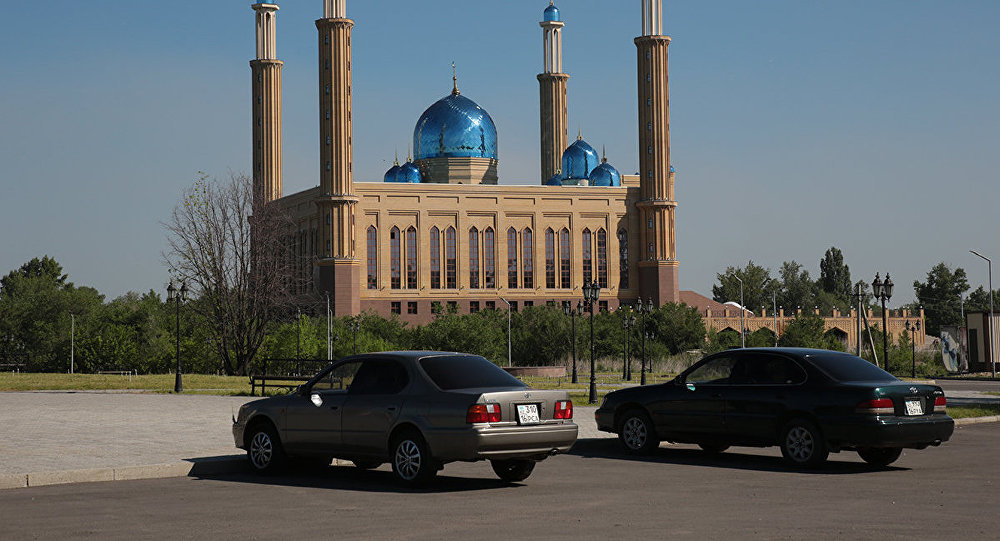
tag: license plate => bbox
[905,399,923,416]
[516,404,540,425]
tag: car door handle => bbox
[329,405,339,410]
[387,407,397,411]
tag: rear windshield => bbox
[805,352,899,383]
[419,355,528,391]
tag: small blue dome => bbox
[561,138,600,180]
[589,160,621,187]
[670,165,675,173]
[545,171,564,186]
[543,3,561,22]
[414,90,498,161]
[398,161,422,183]
[383,163,401,183]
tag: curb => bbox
[955,415,1000,426]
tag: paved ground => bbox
[0,386,993,489]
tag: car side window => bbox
[311,361,362,392]
[348,360,409,395]
[685,356,736,384]
[737,354,806,385]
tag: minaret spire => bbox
[537,2,569,184]
[250,3,283,205]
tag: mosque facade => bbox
[250,1,678,324]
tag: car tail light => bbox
[467,403,502,424]
[934,396,947,413]
[856,398,894,415]
[554,400,573,419]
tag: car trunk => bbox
[845,381,945,417]
[457,388,571,426]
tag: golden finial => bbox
[602,144,608,163]
[452,62,460,95]
[577,126,582,141]
[406,144,412,162]
[394,149,399,166]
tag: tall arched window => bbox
[507,227,518,289]
[522,228,533,290]
[484,227,496,288]
[390,226,401,289]
[366,226,377,289]
[429,227,441,289]
[469,227,480,289]
[582,228,593,284]
[597,228,608,288]
[406,226,417,289]
[545,228,556,289]
[618,229,629,289]
[559,228,571,289]
[446,227,457,289]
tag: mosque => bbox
[249,0,678,323]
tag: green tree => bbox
[777,313,844,350]
[775,260,816,312]
[712,261,774,313]
[965,286,1000,314]
[819,247,852,305]
[512,305,570,366]
[913,262,969,336]
[647,302,706,355]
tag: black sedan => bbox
[595,348,954,467]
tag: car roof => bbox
[338,351,471,363]
[722,347,854,357]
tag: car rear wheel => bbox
[490,459,536,482]
[353,460,383,470]
[857,447,903,467]
[247,422,285,474]
[698,443,730,454]
[618,409,658,454]
[391,431,437,487]
[780,418,828,468]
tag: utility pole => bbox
[70,313,75,374]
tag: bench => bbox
[0,363,26,373]
[249,375,314,396]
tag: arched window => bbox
[597,228,608,289]
[446,227,457,289]
[618,229,629,289]
[366,226,377,289]
[390,226,401,290]
[469,227,480,289]
[545,228,556,289]
[406,226,417,289]
[582,228,593,285]
[559,228,571,289]
[507,227,518,289]
[522,228,533,290]
[484,227,496,288]
[429,227,441,289]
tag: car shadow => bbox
[568,438,909,475]
[190,462,527,494]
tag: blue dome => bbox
[561,138,600,180]
[545,171,564,186]
[398,161,422,183]
[543,3,561,22]
[413,90,498,160]
[383,163,401,183]
[589,160,621,187]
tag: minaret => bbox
[537,2,569,184]
[250,3,283,206]
[316,0,360,315]
[635,0,678,304]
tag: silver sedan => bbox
[233,351,578,486]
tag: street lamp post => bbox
[970,250,996,378]
[731,273,745,348]
[350,317,360,355]
[872,273,894,370]
[326,294,332,361]
[166,280,188,393]
[637,298,653,385]
[563,302,581,384]
[70,313,75,374]
[582,281,600,404]
[619,306,632,381]
[499,297,512,367]
[296,308,302,374]
[906,320,920,378]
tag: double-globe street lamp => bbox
[636,297,654,385]
[905,320,921,378]
[582,280,600,404]
[620,305,635,381]
[349,317,361,355]
[872,273,894,370]
[563,301,583,384]
[166,280,188,393]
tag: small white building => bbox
[965,311,1000,372]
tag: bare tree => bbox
[164,172,298,376]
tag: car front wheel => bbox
[857,447,903,467]
[490,459,535,482]
[247,422,285,474]
[618,409,658,454]
[391,431,437,487]
[779,418,828,468]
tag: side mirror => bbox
[310,393,323,407]
[685,383,696,392]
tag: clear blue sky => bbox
[2,1,998,307]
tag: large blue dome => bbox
[545,171,564,186]
[398,161,422,183]
[562,138,600,180]
[413,90,498,161]
[544,3,561,22]
[589,159,621,187]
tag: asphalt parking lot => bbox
[0,422,997,540]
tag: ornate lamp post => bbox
[166,280,188,393]
[731,273,745,348]
[637,298,654,385]
[620,305,635,381]
[582,280,600,404]
[905,320,921,378]
[349,317,361,355]
[872,273,894,370]
[563,302,582,384]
